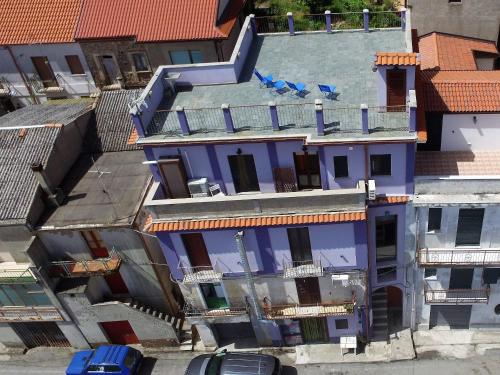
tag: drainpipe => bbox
[363,144,372,342]
[5,45,39,104]
[234,231,263,320]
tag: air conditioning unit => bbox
[368,179,376,200]
[188,178,209,197]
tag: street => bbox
[0,348,499,375]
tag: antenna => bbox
[88,155,118,220]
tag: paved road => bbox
[0,348,499,374]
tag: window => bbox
[424,268,437,279]
[333,156,349,178]
[375,215,397,262]
[65,55,85,75]
[169,50,203,64]
[228,154,260,193]
[483,268,500,285]
[377,266,397,282]
[293,152,321,190]
[427,208,442,232]
[456,208,484,246]
[370,154,391,176]
[131,52,150,72]
[495,305,500,315]
[200,283,227,309]
[335,319,349,330]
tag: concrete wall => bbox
[0,324,25,347]
[441,113,500,151]
[0,225,33,263]
[407,0,500,41]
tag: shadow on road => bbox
[282,365,298,375]
[139,357,157,375]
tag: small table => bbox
[340,336,357,356]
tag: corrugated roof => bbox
[419,32,498,70]
[75,0,244,42]
[421,70,500,113]
[0,103,89,128]
[416,151,500,176]
[375,52,419,66]
[0,0,81,45]
[148,211,366,232]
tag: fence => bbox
[369,11,402,29]
[254,15,289,33]
[277,102,316,129]
[424,288,490,304]
[149,110,182,135]
[368,105,408,131]
[185,107,226,133]
[231,104,271,131]
[323,106,361,133]
[294,14,326,32]
[331,12,364,30]
[418,248,500,266]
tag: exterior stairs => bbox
[371,288,389,342]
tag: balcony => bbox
[0,263,36,284]
[263,301,355,319]
[283,259,323,279]
[0,306,64,322]
[418,248,500,267]
[183,304,248,319]
[179,264,223,284]
[424,288,490,304]
[49,250,122,278]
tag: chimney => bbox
[30,163,64,206]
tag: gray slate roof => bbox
[0,104,88,128]
[84,90,142,153]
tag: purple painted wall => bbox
[368,143,408,195]
[326,311,360,340]
[156,232,183,280]
[323,145,365,189]
[376,65,416,108]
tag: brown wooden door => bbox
[159,158,190,198]
[181,233,212,269]
[386,70,406,111]
[293,153,321,190]
[287,227,313,264]
[100,320,139,345]
[31,56,57,87]
[295,277,321,305]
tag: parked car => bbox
[66,345,143,375]
[185,351,281,375]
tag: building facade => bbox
[130,13,418,348]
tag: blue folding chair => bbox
[286,81,307,97]
[318,84,337,99]
[254,69,273,87]
[272,80,286,94]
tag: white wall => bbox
[441,113,500,151]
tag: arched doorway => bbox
[372,286,403,341]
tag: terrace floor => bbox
[146,29,412,141]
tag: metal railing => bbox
[262,300,355,319]
[418,248,500,267]
[50,249,122,278]
[282,259,323,278]
[254,15,289,33]
[0,266,36,284]
[323,106,362,133]
[185,107,226,133]
[424,287,490,304]
[183,303,248,318]
[0,306,64,322]
[369,11,402,29]
[294,14,326,32]
[231,104,271,131]
[179,263,223,284]
[276,102,316,129]
[368,105,408,131]
[149,110,182,135]
[330,12,364,30]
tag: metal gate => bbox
[213,323,256,342]
[429,305,472,329]
[300,318,328,343]
[10,322,70,348]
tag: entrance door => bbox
[228,154,260,193]
[181,233,212,269]
[386,70,406,111]
[287,227,313,266]
[293,153,321,190]
[10,322,70,348]
[159,158,190,198]
[31,56,57,88]
[99,56,120,85]
[100,320,139,344]
[449,268,474,289]
[295,277,321,305]
[300,317,328,343]
[429,305,472,329]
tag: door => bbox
[429,305,472,329]
[99,56,120,85]
[100,320,139,344]
[449,268,474,290]
[295,277,321,305]
[293,153,321,190]
[159,158,190,198]
[287,227,313,266]
[299,317,328,343]
[10,322,70,348]
[228,154,260,193]
[375,215,397,262]
[31,56,57,88]
[386,70,406,111]
[213,323,256,344]
[182,233,212,269]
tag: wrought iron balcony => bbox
[49,250,122,278]
[179,264,223,284]
[183,304,248,318]
[418,248,500,267]
[0,306,64,322]
[263,301,355,319]
[283,259,323,278]
[424,287,490,304]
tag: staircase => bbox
[371,288,389,342]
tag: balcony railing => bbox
[49,250,122,278]
[0,264,36,284]
[0,306,64,322]
[283,259,323,279]
[263,301,355,319]
[183,304,248,318]
[179,264,223,284]
[424,287,490,304]
[418,248,500,267]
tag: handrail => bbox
[418,248,500,266]
[424,286,490,304]
[183,303,248,317]
[50,249,121,277]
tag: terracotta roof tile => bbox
[422,70,500,113]
[376,52,419,66]
[0,0,81,45]
[419,32,498,70]
[75,0,245,42]
[148,211,366,232]
[416,151,500,176]
[369,196,409,206]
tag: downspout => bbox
[6,45,39,104]
[235,231,263,320]
[363,144,372,342]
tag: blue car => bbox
[66,345,142,375]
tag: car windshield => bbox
[206,353,225,375]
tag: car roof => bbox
[90,345,130,365]
[220,353,276,375]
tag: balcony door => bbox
[31,56,57,88]
[386,69,406,111]
[293,152,321,190]
[181,233,212,269]
[158,158,190,199]
[287,227,313,266]
[228,154,260,193]
[449,268,474,290]
[295,277,321,305]
[295,277,328,343]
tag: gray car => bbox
[185,351,281,375]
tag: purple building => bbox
[130,12,418,348]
